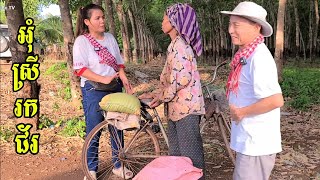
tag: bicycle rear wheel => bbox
[82,120,160,180]
[217,114,236,165]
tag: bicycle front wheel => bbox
[82,120,160,180]
[217,114,236,165]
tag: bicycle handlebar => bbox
[206,60,228,85]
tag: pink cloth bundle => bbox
[133,156,203,180]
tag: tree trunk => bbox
[128,8,138,64]
[148,36,153,61]
[122,10,132,62]
[105,0,116,37]
[284,1,291,57]
[272,11,277,52]
[308,1,313,60]
[135,20,141,61]
[114,0,131,62]
[274,0,287,82]
[292,0,300,59]
[314,0,319,57]
[150,38,155,61]
[58,0,82,108]
[218,15,224,59]
[92,0,102,6]
[5,0,40,128]
[139,23,145,63]
[209,31,213,61]
[151,39,156,58]
[143,32,148,63]
[300,30,307,61]
[132,0,141,60]
[215,25,220,64]
[142,13,148,63]
[202,33,207,59]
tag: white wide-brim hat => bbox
[220,1,273,37]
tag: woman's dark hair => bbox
[75,4,105,37]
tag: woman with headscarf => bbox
[140,3,206,179]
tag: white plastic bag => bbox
[105,111,140,130]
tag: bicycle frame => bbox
[121,106,169,159]
[199,60,235,165]
[203,60,228,86]
[152,108,169,148]
[124,120,161,159]
[201,60,228,123]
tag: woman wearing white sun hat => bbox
[220,1,284,180]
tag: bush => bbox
[58,87,72,101]
[59,117,86,138]
[281,67,320,110]
[45,62,69,82]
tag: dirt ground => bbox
[0,60,319,180]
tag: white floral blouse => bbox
[159,36,205,121]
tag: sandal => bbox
[112,166,133,179]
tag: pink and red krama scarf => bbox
[83,33,119,72]
[226,35,264,98]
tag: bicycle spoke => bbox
[126,158,149,173]
[86,148,119,156]
[87,156,114,172]
[132,155,153,166]
[109,125,123,150]
[129,144,155,151]
[124,124,149,153]
[125,161,141,175]
[96,161,114,180]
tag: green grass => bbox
[281,67,320,110]
[45,62,69,84]
[38,115,55,130]
[38,115,85,138]
[45,62,71,101]
[58,86,72,100]
[59,117,86,138]
[0,126,15,142]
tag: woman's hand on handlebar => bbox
[139,92,162,108]
[149,94,162,108]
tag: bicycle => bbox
[81,99,169,179]
[82,61,235,180]
[199,61,236,166]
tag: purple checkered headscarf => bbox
[166,3,203,56]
